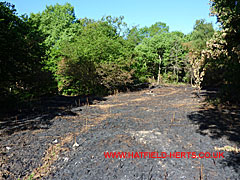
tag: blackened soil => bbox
[0,85,239,180]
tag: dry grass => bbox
[23,134,73,180]
[172,102,201,108]
[155,89,180,97]
[90,88,182,111]
[214,146,240,153]
[90,103,126,109]
[127,117,145,122]
[24,112,112,180]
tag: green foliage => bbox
[125,21,169,48]
[134,32,188,83]
[140,22,169,38]
[30,3,77,47]
[101,15,128,36]
[182,19,215,88]
[190,19,215,50]
[4,0,238,106]
[126,26,145,46]
[54,19,134,95]
[0,2,55,105]
[56,57,97,95]
[30,3,80,73]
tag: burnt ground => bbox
[0,85,240,180]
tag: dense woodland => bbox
[0,0,239,109]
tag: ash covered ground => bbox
[1,85,239,179]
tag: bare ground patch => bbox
[1,85,239,179]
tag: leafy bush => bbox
[96,62,134,93]
[56,58,97,95]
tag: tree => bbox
[148,22,169,37]
[191,19,215,50]
[140,22,169,38]
[199,0,240,102]
[184,19,215,88]
[101,15,128,37]
[126,25,146,46]
[30,3,80,74]
[134,32,187,83]
[0,2,53,104]
[55,19,134,95]
[210,0,240,32]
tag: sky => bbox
[7,0,218,34]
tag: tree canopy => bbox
[0,2,54,105]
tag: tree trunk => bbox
[190,69,193,86]
[157,55,162,85]
[176,69,179,83]
[173,66,176,82]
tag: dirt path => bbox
[0,86,239,179]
